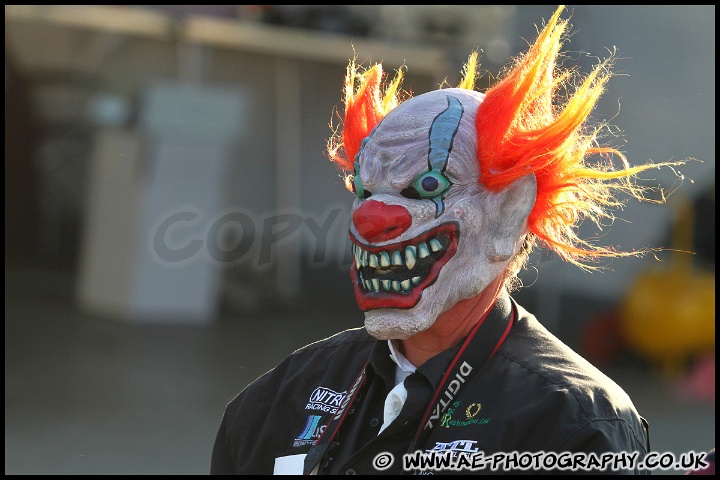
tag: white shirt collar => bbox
[387,340,416,386]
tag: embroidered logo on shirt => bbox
[439,401,491,428]
[426,439,480,456]
[305,386,347,414]
[293,415,326,447]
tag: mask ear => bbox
[484,173,537,262]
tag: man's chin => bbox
[363,309,435,341]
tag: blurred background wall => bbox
[5,5,714,475]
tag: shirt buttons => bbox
[369,417,380,428]
[345,468,357,475]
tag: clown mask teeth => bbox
[350,222,459,309]
[357,237,442,294]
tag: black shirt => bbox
[323,337,465,474]
[211,292,650,475]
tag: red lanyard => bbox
[409,303,514,453]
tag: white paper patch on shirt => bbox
[273,453,307,475]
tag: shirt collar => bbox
[388,340,416,373]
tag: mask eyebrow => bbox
[428,95,464,173]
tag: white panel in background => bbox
[130,141,228,323]
[76,128,142,319]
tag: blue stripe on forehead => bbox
[428,96,464,173]
[426,95,462,216]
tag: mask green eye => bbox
[352,174,366,199]
[352,162,371,199]
[412,171,450,198]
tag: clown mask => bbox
[348,88,536,340]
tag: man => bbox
[211,6,680,475]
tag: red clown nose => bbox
[352,200,412,243]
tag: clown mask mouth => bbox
[350,222,458,311]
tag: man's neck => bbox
[396,276,505,368]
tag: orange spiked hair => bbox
[327,60,406,190]
[473,6,684,268]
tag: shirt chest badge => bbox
[304,385,347,414]
[293,415,327,447]
[440,400,491,428]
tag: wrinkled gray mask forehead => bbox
[358,88,485,179]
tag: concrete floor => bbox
[5,267,715,475]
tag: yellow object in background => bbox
[619,197,716,377]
